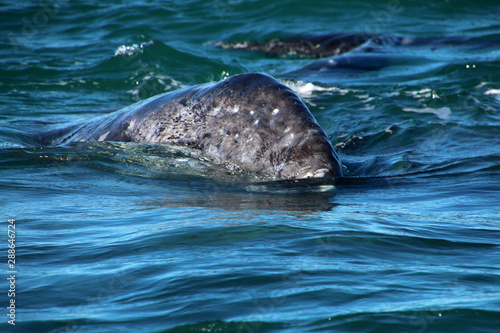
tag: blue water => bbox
[1,1,500,332]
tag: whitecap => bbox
[281,80,357,98]
[484,89,500,100]
[114,41,154,57]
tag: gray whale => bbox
[49,73,342,180]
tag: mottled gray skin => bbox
[55,73,342,180]
[215,33,494,58]
[215,33,373,58]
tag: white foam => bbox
[114,41,154,57]
[402,107,451,120]
[405,88,432,99]
[281,80,355,99]
[114,43,141,57]
[484,89,500,99]
[126,75,184,98]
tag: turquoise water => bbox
[2,1,500,332]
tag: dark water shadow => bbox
[140,176,339,213]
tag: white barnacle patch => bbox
[249,110,255,115]
[98,131,110,141]
[232,105,240,113]
[283,132,294,147]
[272,108,280,115]
[254,119,259,126]
[284,126,292,133]
[210,106,221,116]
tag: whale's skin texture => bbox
[53,73,342,180]
[214,33,372,58]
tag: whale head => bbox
[195,73,343,180]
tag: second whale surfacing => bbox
[51,73,342,180]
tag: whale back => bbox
[59,73,342,180]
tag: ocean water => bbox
[1,0,500,332]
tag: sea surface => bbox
[1,1,500,332]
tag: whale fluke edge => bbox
[47,73,342,180]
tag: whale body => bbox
[49,73,342,180]
[216,33,500,80]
